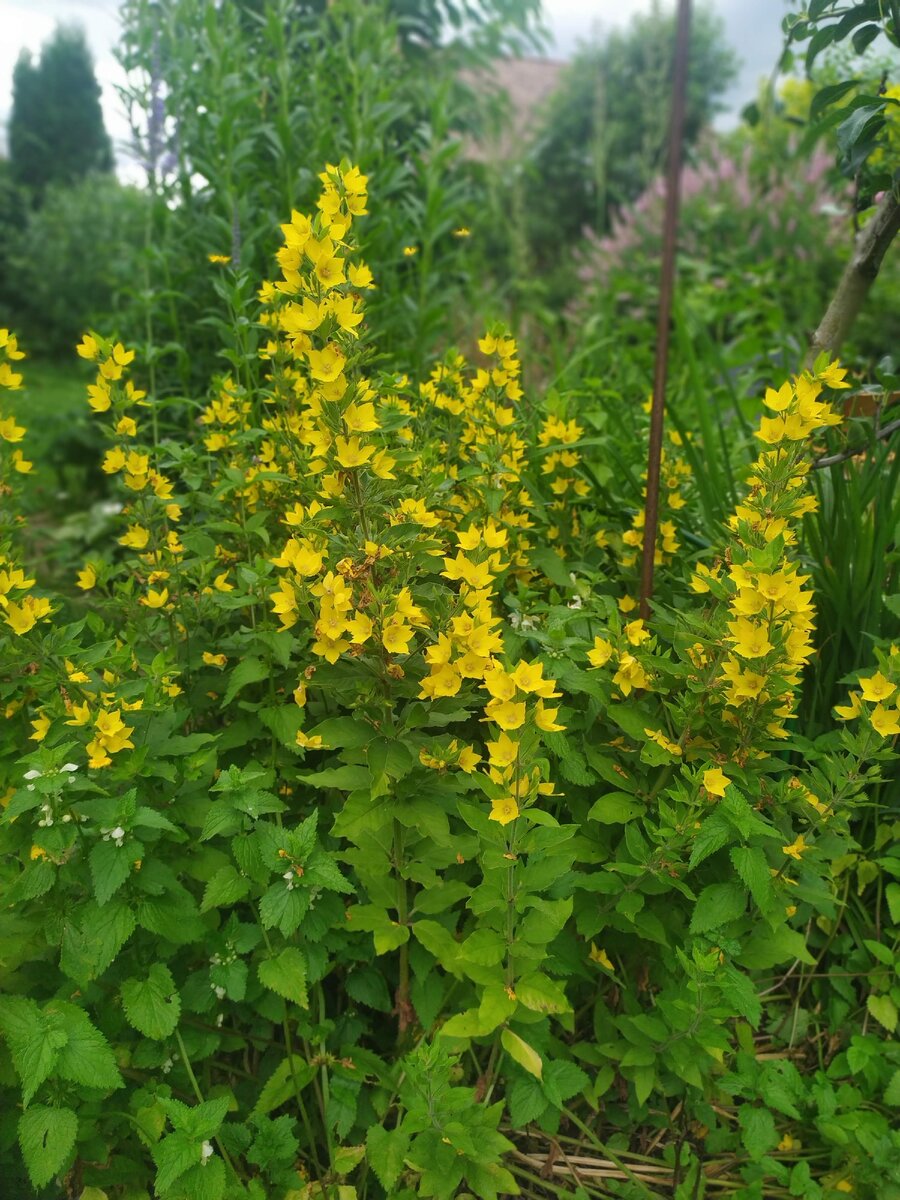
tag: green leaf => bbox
[530,544,574,589]
[60,900,136,984]
[89,838,136,906]
[258,947,308,1006]
[738,924,814,969]
[885,882,900,926]
[501,1029,542,1079]
[200,865,250,913]
[587,791,644,824]
[19,1104,78,1189]
[0,996,58,1107]
[884,1068,900,1107]
[730,845,775,914]
[366,1124,410,1192]
[121,964,181,1040]
[306,716,375,749]
[738,1106,777,1161]
[50,1002,123,1093]
[153,1130,200,1194]
[690,882,747,933]
[867,993,898,1032]
[541,1060,590,1108]
[252,1055,315,1118]
[222,656,268,705]
[516,973,570,1014]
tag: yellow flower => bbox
[624,619,650,646]
[202,652,227,667]
[76,333,100,360]
[382,621,413,655]
[402,245,418,257]
[453,227,470,237]
[457,746,481,773]
[589,945,614,970]
[534,701,565,732]
[307,343,346,382]
[612,653,649,696]
[76,564,97,590]
[703,767,730,797]
[489,796,519,825]
[728,617,773,659]
[30,714,51,742]
[782,834,807,860]
[296,729,325,750]
[485,698,527,731]
[208,253,231,264]
[119,524,150,551]
[5,596,51,636]
[0,416,26,442]
[870,704,900,738]
[587,636,613,668]
[335,436,374,469]
[858,671,895,703]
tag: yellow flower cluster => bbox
[587,617,653,697]
[78,333,183,611]
[539,414,588,549]
[0,333,47,638]
[691,362,848,747]
[836,651,900,739]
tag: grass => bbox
[8,357,103,515]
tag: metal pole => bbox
[638,0,692,621]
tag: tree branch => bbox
[808,188,900,360]
[812,416,900,469]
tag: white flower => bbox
[213,985,225,1000]
[102,825,126,847]
[283,870,295,890]
[61,763,79,773]
[161,1057,173,1074]
[37,804,54,828]
[23,769,41,781]
[200,1140,214,1164]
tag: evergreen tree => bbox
[8,24,113,198]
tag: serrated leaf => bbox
[222,656,268,706]
[738,1106,777,1161]
[19,1104,77,1189]
[60,900,136,984]
[121,964,181,1040]
[541,1059,589,1108]
[730,845,775,914]
[867,993,898,1032]
[885,882,900,926]
[90,838,135,906]
[690,882,747,933]
[884,1068,900,1106]
[366,1125,410,1192]
[501,1029,542,1079]
[152,1130,200,1194]
[50,1002,122,1093]
[200,865,250,913]
[258,947,308,1006]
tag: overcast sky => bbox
[1,0,789,172]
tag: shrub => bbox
[1,166,899,1200]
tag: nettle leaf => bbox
[867,993,898,1033]
[200,865,251,913]
[19,1105,78,1189]
[121,964,181,1040]
[690,882,747,934]
[542,1060,590,1109]
[60,900,136,984]
[730,845,776,915]
[507,1076,548,1126]
[152,1130,201,1194]
[258,881,309,937]
[0,996,58,1106]
[366,1124,411,1192]
[247,1114,299,1170]
[49,1001,123,1093]
[252,1055,316,1119]
[258,947,309,1006]
[5,858,56,905]
[90,837,140,906]
[738,1105,777,1161]
[688,813,732,870]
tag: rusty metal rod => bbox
[638,0,692,621]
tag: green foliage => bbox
[8,24,113,198]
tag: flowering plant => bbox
[1,164,898,1200]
